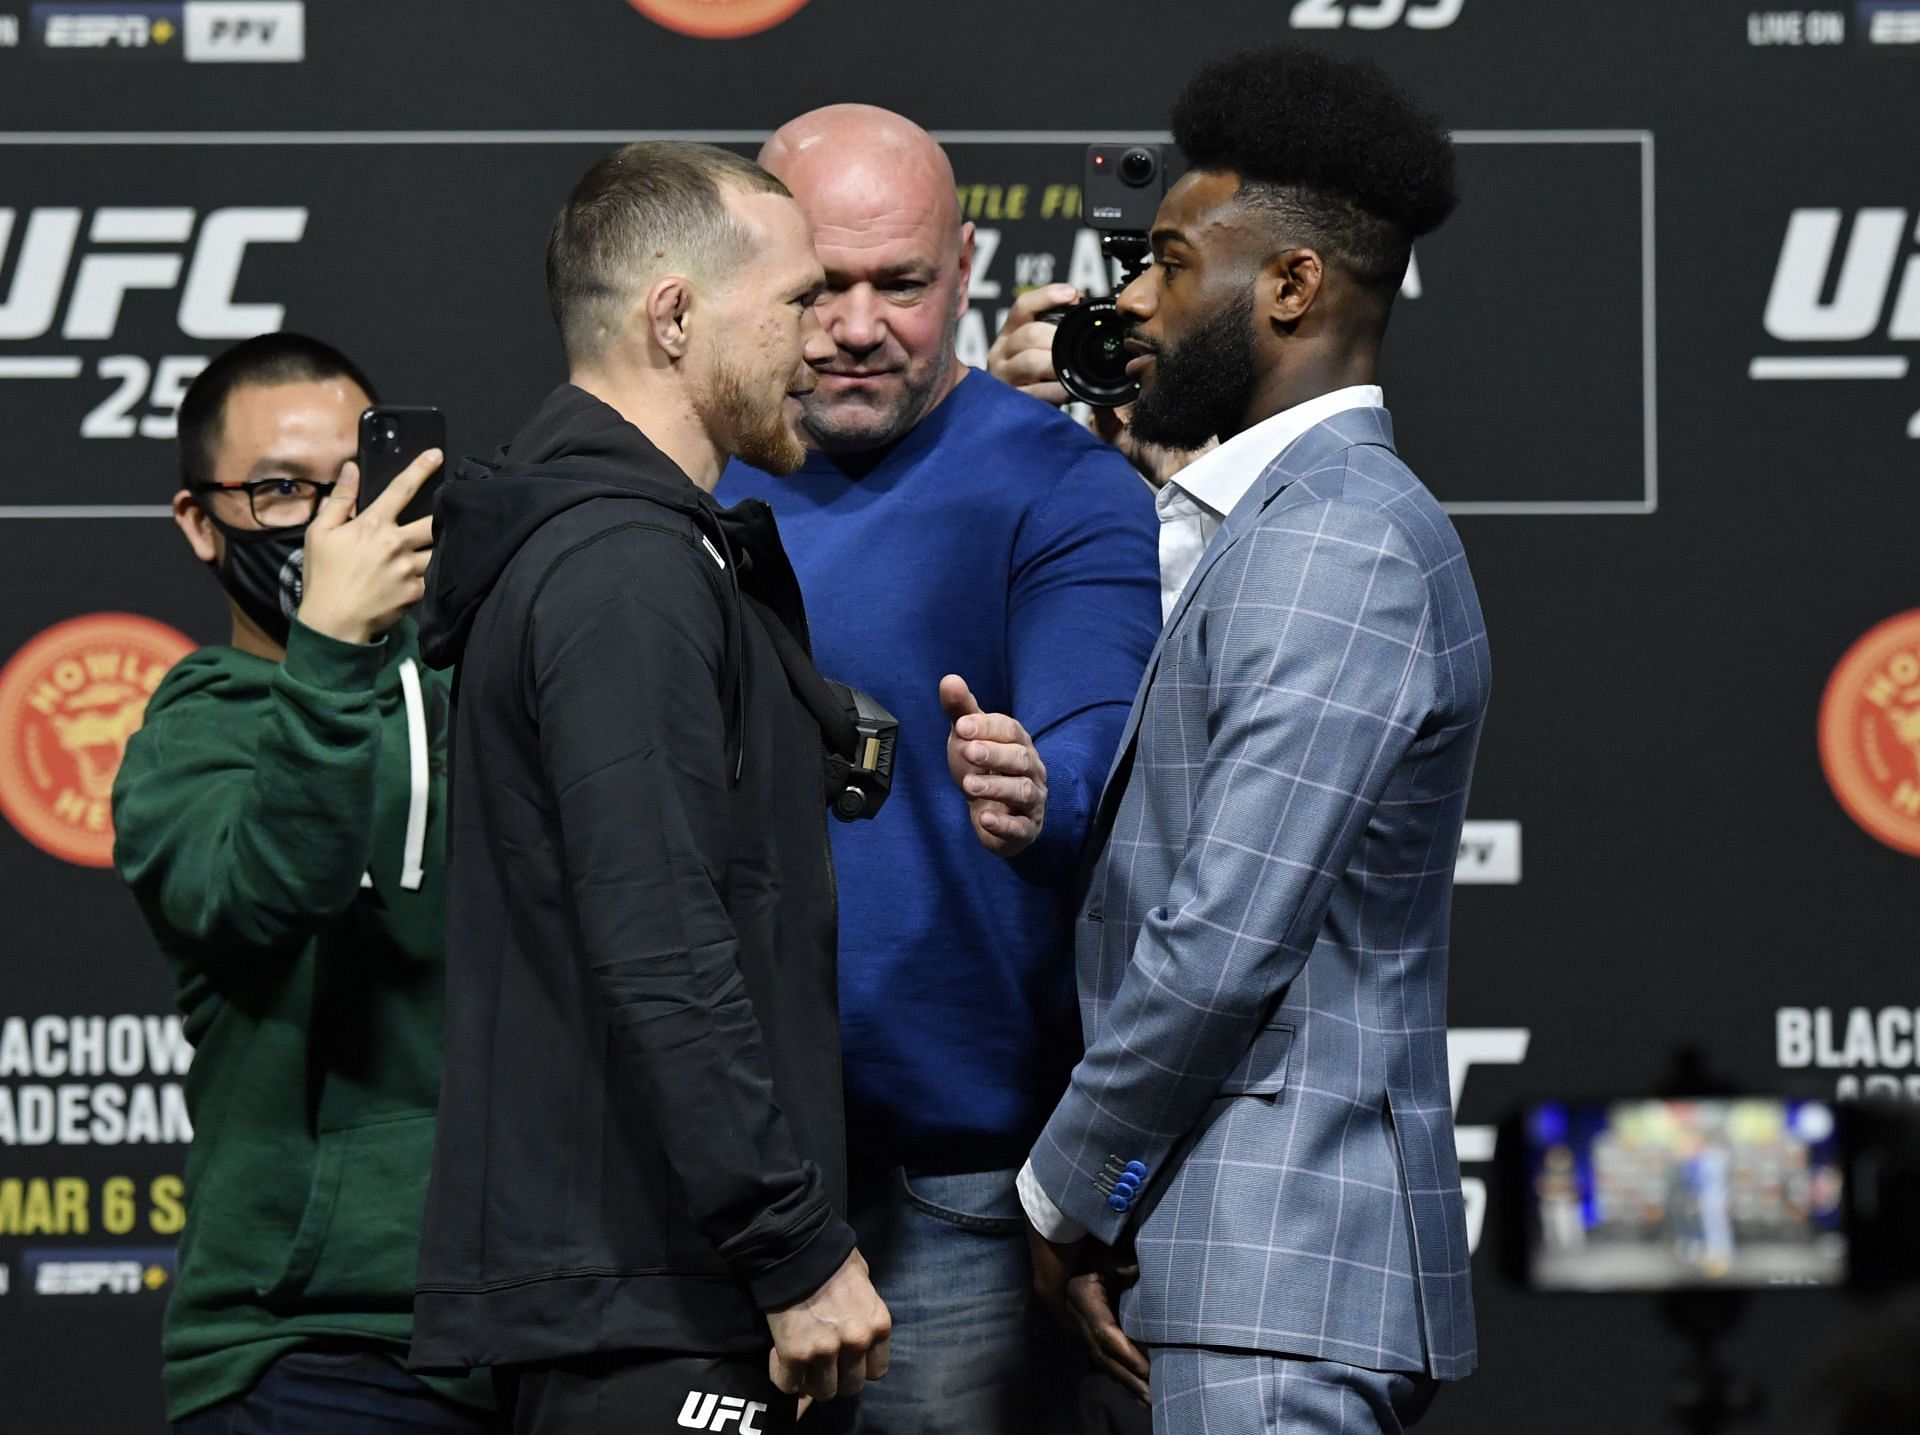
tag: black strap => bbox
[741,593,856,759]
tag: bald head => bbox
[758,106,974,454]
[760,105,964,252]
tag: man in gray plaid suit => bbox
[977,47,1489,1432]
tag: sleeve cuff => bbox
[1008,739,1096,887]
[744,1210,859,1313]
[1017,1159,1088,1243]
[282,619,389,692]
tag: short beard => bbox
[705,359,806,477]
[799,302,961,455]
[1127,291,1259,452]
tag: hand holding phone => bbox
[299,449,440,646]
[357,405,447,525]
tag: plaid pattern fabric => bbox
[1028,408,1489,1380]
[1149,1347,1438,1434]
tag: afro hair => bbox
[1171,45,1457,289]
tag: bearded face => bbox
[700,357,809,477]
[1126,290,1260,453]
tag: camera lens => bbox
[1051,299,1141,408]
[1119,147,1158,188]
[376,421,399,454]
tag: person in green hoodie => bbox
[111,332,497,1433]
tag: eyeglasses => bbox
[193,477,336,529]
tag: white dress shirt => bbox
[1017,384,1386,1245]
[1155,385,1384,621]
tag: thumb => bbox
[313,462,361,531]
[940,674,982,725]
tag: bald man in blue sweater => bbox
[717,106,1160,1434]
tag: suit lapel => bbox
[1086,408,1399,858]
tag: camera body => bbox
[1048,144,1168,408]
[1084,143,1168,231]
[827,683,898,823]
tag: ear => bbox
[1266,247,1325,328]
[172,490,220,565]
[644,275,696,360]
[955,221,976,320]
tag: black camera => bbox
[1048,144,1168,408]
[827,682,898,823]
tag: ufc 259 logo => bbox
[1765,209,1920,343]
[1448,1027,1530,1256]
[0,205,306,440]
[1290,0,1464,29]
[1755,208,1920,439]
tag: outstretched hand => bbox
[941,674,1047,859]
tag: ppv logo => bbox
[678,1392,768,1433]
[0,205,304,441]
[183,2,303,62]
[1289,0,1464,28]
[1752,208,1920,437]
[1455,820,1522,884]
[32,2,302,59]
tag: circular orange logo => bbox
[0,614,197,869]
[623,0,808,38]
[1820,610,1920,857]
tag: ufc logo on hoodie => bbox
[678,1391,768,1433]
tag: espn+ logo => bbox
[678,1392,769,1433]
[0,205,305,439]
[1287,0,1463,29]
[1753,207,1920,438]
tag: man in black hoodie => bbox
[410,142,890,1435]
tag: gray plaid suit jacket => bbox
[1027,406,1488,1381]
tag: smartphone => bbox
[356,405,446,524]
[1504,1096,1848,1292]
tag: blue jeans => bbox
[174,1346,499,1434]
[815,1166,1082,1435]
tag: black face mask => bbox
[198,507,308,649]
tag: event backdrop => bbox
[0,1,1915,1430]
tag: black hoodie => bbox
[409,384,855,1370]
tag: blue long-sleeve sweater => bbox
[719,371,1161,1172]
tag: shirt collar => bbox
[1167,384,1384,520]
